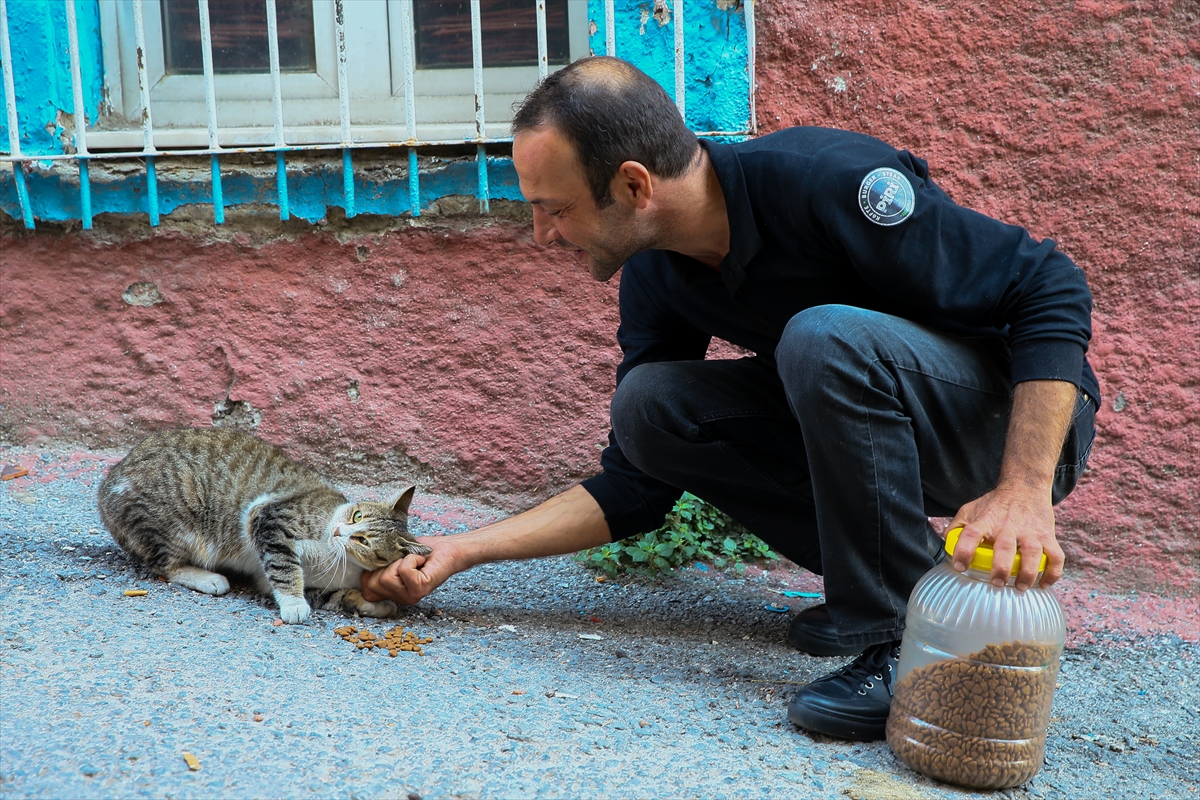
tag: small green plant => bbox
[579,492,779,577]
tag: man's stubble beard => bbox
[586,203,655,283]
[588,254,626,282]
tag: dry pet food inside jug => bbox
[886,527,1066,790]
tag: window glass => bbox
[162,0,316,75]
[414,0,569,69]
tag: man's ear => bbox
[611,160,653,209]
[389,485,417,515]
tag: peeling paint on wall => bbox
[653,0,672,29]
[588,0,752,133]
[5,0,751,225]
[212,398,262,432]
[121,282,165,307]
[0,152,525,224]
[0,0,103,156]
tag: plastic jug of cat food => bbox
[886,526,1066,790]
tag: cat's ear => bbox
[389,485,417,515]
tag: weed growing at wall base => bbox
[579,492,778,577]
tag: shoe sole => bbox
[787,700,887,742]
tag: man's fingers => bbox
[951,488,1063,591]
[360,554,429,604]
[1013,539,1042,592]
[951,521,988,573]
[360,568,383,602]
[1038,538,1066,588]
[360,564,396,602]
[394,554,432,603]
[990,532,1021,588]
[399,552,428,572]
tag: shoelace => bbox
[857,660,894,696]
[830,642,900,696]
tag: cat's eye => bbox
[350,510,363,523]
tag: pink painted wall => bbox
[2,1,1196,593]
[751,0,1199,594]
[0,225,622,503]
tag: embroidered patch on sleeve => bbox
[858,168,915,226]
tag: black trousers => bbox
[610,306,1095,648]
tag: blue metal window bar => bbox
[0,0,756,230]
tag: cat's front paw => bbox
[361,599,399,618]
[276,594,312,624]
[341,589,398,618]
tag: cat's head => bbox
[334,486,433,568]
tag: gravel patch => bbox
[1,442,1196,799]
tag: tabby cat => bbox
[98,427,430,623]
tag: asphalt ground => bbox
[1,442,1197,799]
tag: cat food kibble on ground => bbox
[335,625,433,657]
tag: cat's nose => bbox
[333,527,341,537]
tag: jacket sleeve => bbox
[580,258,712,540]
[802,142,1093,389]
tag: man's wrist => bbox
[996,380,1076,498]
[438,533,481,573]
[994,472,1055,496]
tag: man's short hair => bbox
[512,56,700,208]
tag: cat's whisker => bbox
[331,547,350,582]
[310,543,346,583]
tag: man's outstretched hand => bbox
[361,536,461,606]
[359,484,613,606]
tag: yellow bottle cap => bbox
[944,526,1048,576]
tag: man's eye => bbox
[351,510,362,523]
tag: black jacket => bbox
[581,126,1099,539]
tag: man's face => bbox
[512,126,647,282]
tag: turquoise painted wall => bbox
[2,0,751,225]
[0,0,104,156]
[3,156,524,223]
[587,0,751,133]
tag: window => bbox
[93,0,588,150]
[1,0,754,228]
[413,1,571,69]
[161,0,317,75]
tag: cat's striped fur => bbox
[98,428,430,623]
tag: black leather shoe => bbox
[787,640,901,741]
[787,523,946,656]
[786,604,861,656]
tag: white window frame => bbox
[392,1,589,136]
[92,0,589,151]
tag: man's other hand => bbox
[949,486,1064,592]
[949,380,1077,592]
[358,485,612,606]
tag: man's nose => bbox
[531,208,559,247]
